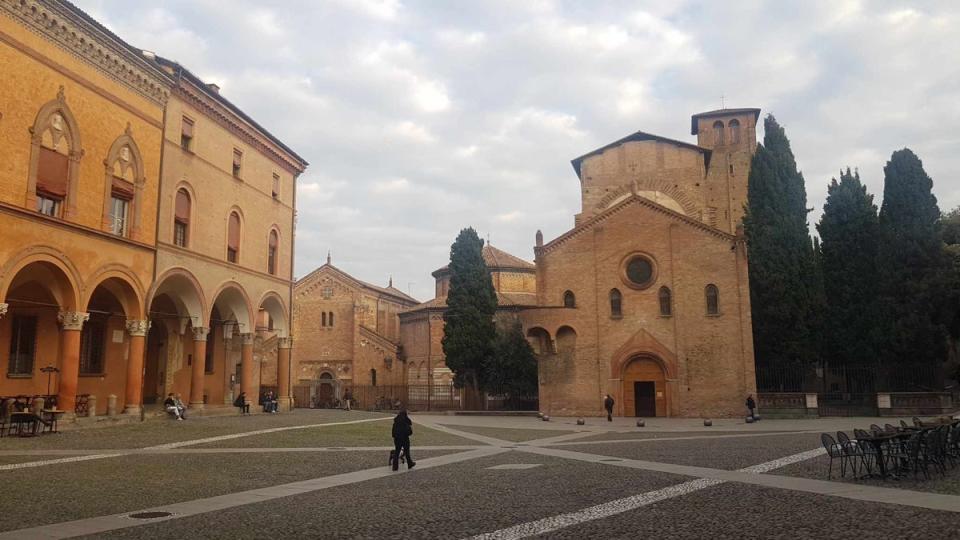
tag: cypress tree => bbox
[441,228,498,392]
[743,115,820,370]
[816,168,880,366]
[487,316,538,406]
[876,149,947,368]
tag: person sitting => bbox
[261,391,278,413]
[234,392,250,415]
[267,391,279,413]
[174,394,188,420]
[164,393,183,420]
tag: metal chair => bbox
[900,419,910,430]
[913,416,923,428]
[884,424,897,434]
[822,433,847,480]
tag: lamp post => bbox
[40,366,59,398]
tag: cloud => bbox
[74,0,960,300]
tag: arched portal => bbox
[622,355,668,417]
[146,269,205,405]
[525,327,552,356]
[257,291,288,338]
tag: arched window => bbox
[563,290,576,308]
[227,211,241,263]
[713,120,725,146]
[659,286,672,316]
[729,119,741,144]
[609,288,622,318]
[705,284,719,315]
[174,189,191,247]
[30,90,81,219]
[268,230,279,275]
[371,368,377,387]
[102,130,145,239]
[321,312,327,327]
[328,312,335,327]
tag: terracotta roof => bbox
[432,244,535,277]
[400,291,539,315]
[571,130,711,179]
[295,264,420,305]
[690,108,761,135]
[356,279,419,305]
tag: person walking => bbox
[745,394,756,419]
[234,392,250,415]
[391,409,416,471]
[603,394,615,422]
[343,388,352,411]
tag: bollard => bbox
[87,395,97,418]
[537,412,544,418]
[703,418,712,427]
[636,419,645,428]
[745,416,754,424]
[542,415,550,422]
[576,418,585,426]
[107,394,118,417]
[753,414,761,421]
[33,397,45,413]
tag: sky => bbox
[76,0,960,302]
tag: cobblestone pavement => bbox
[1,411,958,539]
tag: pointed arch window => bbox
[227,211,241,263]
[713,120,725,146]
[729,119,741,145]
[268,230,279,275]
[29,90,81,219]
[609,289,623,318]
[705,284,720,315]
[103,130,144,239]
[563,290,576,308]
[659,286,672,317]
[321,312,327,328]
[174,189,191,247]
[371,368,377,387]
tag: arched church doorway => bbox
[317,372,335,406]
[622,356,668,417]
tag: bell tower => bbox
[691,108,760,233]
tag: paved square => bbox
[0,411,958,539]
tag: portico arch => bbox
[84,266,145,319]
[257,291,288,338]
[210,281,254,333]
[147,268,206,328]
[0,247,82,311]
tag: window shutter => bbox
[228,213,241,250]
[111,176,135,200]
[233,149,242,167]
[36,147,69,197]
[175,190,191,222]
[182,117,194,137]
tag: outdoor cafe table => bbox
[9,411,41,437]
[857,432,911,479]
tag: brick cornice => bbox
[537,194,736,257]
[1,0,170,104]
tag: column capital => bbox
[0,303,8,319]
[278,337,293,350]
[240,332,255,345]
[191,326,210,341]
[125,319,151,337]
[58,311,89,331]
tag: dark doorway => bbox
[634,381,656,417]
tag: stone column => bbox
[190,327,209,408]
[277,337,293,411]
[123,319,150,415]
[57,311,89,413]
[240,333,255,407]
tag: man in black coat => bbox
[604,394,615,422]
[391,409,416,471]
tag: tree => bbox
[486,316,538,406]
[441,228,498,392]
[743,115,821,369]
[816,168,880,366]
[876,149,948,368]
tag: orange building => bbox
[0,0,306,418]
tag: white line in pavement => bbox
[0,417,391,471]
[548,430,822,447]
[465,447,827,540]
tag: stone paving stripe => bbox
[468,478,725,540]
[468,447,831,540]
[415,421,510,446]
[0,447,509,540]
[485,464,542,470]
[0,445,484,457]
[0,417,392,473]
